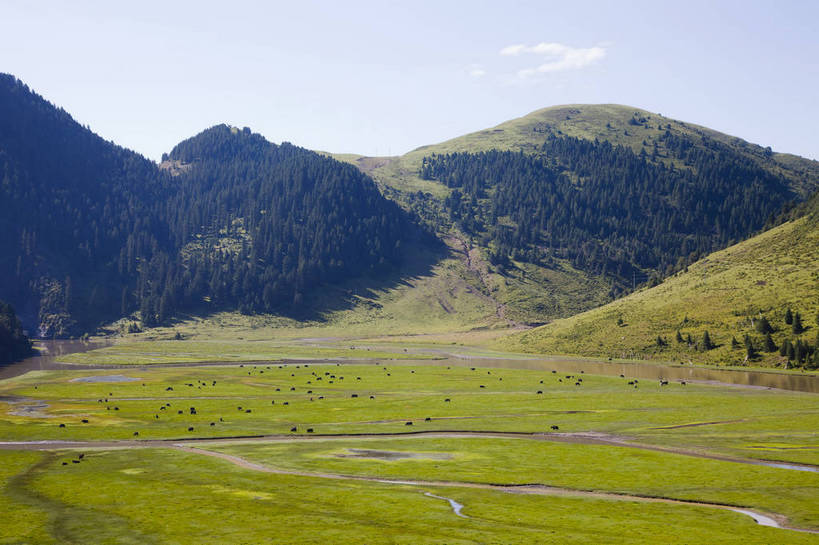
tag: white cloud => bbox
[499,42,607,77]
[469,67,487,77]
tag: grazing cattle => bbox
[660,380,668,386]
[580,371,584,374]
[619,374,625,378]
[551,425,559,430]
[245,409,251,413]
[72,460,80,464]
[155,415,159,419]
[479,385,485,389]
[357,377,361,380]
[114,407,119,411]
[351,394,358,398]
[320,396,325,400]
[290,387,296,391]
[210,422,215,426]
[81,419,89,423]
[58,423,66,428]
[680,381,686,386]
[537,390,543,394]
[219,417,224,422]
[558,379,563,383]
[425,417,431,421]
[368,396,373,399]
[444,398,451,402]
[271,401,275,404]
[133,432,139,436]
[470,367,476,371]
[78,454,84,459]
[160,406,166,411]
[307,390,313,394]
[238,406,243,410]
[575,382,581,386]
[190,408,197,415]
[551,370,556,374]
[283,402,289,405]
[307,428,314,433]
[188,427,194,431]
[411,371,415,374]
[276,388,281,391]
[290,426,297,432]
[405,421,413,426]
[539,380,544,384]
[628,381,634,385]
[177,410,183,414]
[62,462,68,466]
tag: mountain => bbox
[0,74,419,336]
[3,73,817,340]
[346,104,819,324]
[496,192,819,369]
[0,73,171,335]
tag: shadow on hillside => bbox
[173,235,449,326]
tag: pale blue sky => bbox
[2,0,817,160]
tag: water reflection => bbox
[410,357,819,394]
[0,340,111,380]
[1,341,816,393]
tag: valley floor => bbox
[1,338,817,543]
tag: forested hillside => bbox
[0,301,32,363]
[355,105,819,320]
[142,125,417,325]
[420,133,798,293]
[0,75,418,336]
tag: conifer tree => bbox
[792,312,804,334]
[755,316,773,334]
[743,334,755,359]
[701,330,714,351]
[785,308,793,325]
[675,331,684,343]
[763,333,777,352]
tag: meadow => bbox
[1,357,817,543]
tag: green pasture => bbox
[56,340,436,365]
[1,364,816,465]
[213,435,819,528]
[2,448,816,544]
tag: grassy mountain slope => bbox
[338,105,819,328]
[361,104,819,199]
[496,196,819,368]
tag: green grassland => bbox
[57,340,437,365]
[498,214,819,368]
[2,364,817,463]
[213,435,819,528]
[4,447,813,545]
[2,359,818,542]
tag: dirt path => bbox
[3,430,817,474]
[447,233,525,329]
[170,444,816,534]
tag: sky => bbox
[2,0,817,161]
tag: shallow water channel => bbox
[1,340,817,394]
